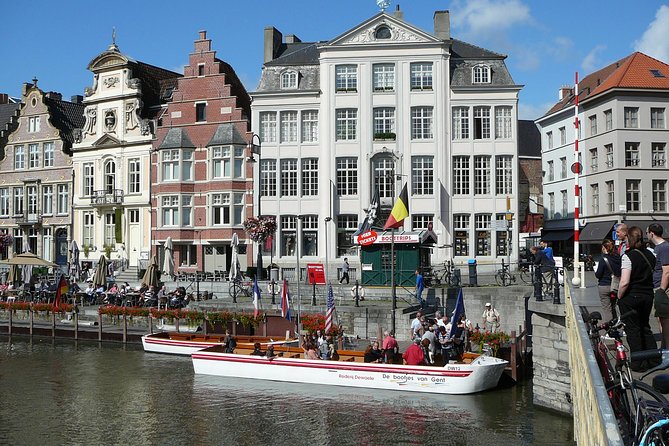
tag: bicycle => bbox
[423,260,460,288]
[587,310,669,445]
[228,277,253,299]
[495,259,516,287]
[519,261,533,285]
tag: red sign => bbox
[358,230,378,246]
[571,162,582,174]
[307,263,326,285]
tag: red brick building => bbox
[152,31,252,275]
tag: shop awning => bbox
[541,229,573,242]
[579,220,616,243]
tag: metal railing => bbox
[90,189,124,205]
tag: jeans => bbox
[618,291,656,368]
[416,287,424,305]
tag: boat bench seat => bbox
[171,334,192,341]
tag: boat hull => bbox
[142,333,297,356]
[191,349,507,395]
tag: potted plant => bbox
[103,244,113,259]
[82,244,91,258]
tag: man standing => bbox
[339,258,350,284]
[481,303,500,332]
[382,330,399,364]
[415,269,425,306]
[410,311,423,340]
[540,240,554,262]
[648,223,669,348]
[402,338,425,366]
[616,223,629,255]
[531,245,555,301]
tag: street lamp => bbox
[247,133,264,280]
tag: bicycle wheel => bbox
[608,379,669,444]
[519,269,532,285]
[228,283,242,298]
[495,271,508,287]
[449,271,460,287]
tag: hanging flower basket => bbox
[243,216,277,243]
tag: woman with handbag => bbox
[594,239,621,323]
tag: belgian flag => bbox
[53,275,68,313]
[384,184,409,229]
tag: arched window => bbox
[280,71,298,89]
[375,25,391,39]
[472,65,491,84]
[372,156,396,200]
[104,160,116,193]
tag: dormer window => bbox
[375,25,391,39]
[472,65,491,84]
[281,70,298,89]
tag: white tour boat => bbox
[142,332,297,356]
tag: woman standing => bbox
[617,226,658,371]
[594,239,621,323]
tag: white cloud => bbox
[450,0,532,41]
[634,5,669,63]
[519,101,556,121]
[581,45,607,73]
[548,37,573,62]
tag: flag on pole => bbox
[353,187,380,236]
[325,284,336,334]
[53,274,68,313]
[449,288,466,339]
[383,183,409,230]
[252,276,261,317]
[281,278,291,320]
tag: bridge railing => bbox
[565,280,624,445]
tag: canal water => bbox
[0,336,574,446]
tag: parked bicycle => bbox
[495,259,516,287]
[228,277,253,299]
[518,261,533,285]
[423,260,460,288]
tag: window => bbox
[452,107,469,139]
[651,108,665,129]
[195,103,206,122]
[14,145,24,170]
[280,111,298,143]
[547,160,554,181]
[178,245,196,267]
[591,184,599,215]
[281,216,297,256]
[128,209,140,224]
[547,132,553,149]
[373,157,396,199]
[624,107,639,128]
[182,195,192,226]
[373,108,395,137]
[13,229,23,254]
[373,64,395,91]
[411,107,433,139]
[301,110,318,143]
[410,62,433,90]
[472,65,490,84]
[212,146,244,179]
[83,163,94,196]
[0,189,8,217]
[606,181,615,212]
[453,156,470,195]
[474,155,491,195]
[547,192,555,219]
[104,213,115,247]
[454,215,470,257]
[26,186,37,216]
[604,109,613,131]
[28,116,40,133]
[412,215,433,230]
[281,71,297,89]
[260,160,277,197]
[83,212,94,248]
[495,155,513,195]
[561,190,568,217]
[475,214,491,257]
[375,25,391,39]
[560,157,567,178]
[57,184,68,214]
[605,144,614,168]
[42,185,53,215]
[43,142,54,167]
[336,215,357,257]
[495,106,512,139]
[653,180,667,212]
[161,149,193,181]
[336,158,358,196]
[280,159,298,197]
[653,143,667,167]
[473,106,491,139]
[626,179,640,211]
[212,193,245,225]
[13,187,23,215]
[559,127,566,145]
[104,160,116,193]
[335,65,357,92]
[28,144,39,168]
[625,143,640,167]
[161,196,179,226]
[128,158,140,194]
[411,156,433,195]
[495,214,510,256]
[302,159,318,196]
[336,109,357,140]
[197,64,205,76]
[588,148,598,172]
[259,112,277,143]
[589,115,597,136]
[302,215,318,256]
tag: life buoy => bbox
[267,282,282,295]
[350,285,365,298]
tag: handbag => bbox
[602,256,620,292]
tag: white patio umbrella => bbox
[162,237,175,280]
[229,233,241,281]
[21,241,33,286]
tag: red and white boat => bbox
[191,346,508,395]
[142,332,297,356]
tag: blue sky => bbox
[1,0,668,120]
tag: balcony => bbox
[16,213,42,226]
[90,189,124,206]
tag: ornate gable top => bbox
[325,12,440,47]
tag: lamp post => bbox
[247,133,264,280]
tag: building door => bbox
[128,209,140,268]
[55,228,68,265]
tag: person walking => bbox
[647,223,669,348]
[415,269,425,307]
[594,239,621,323]
[481,303,500,332]
[616,223,629,255]
[530,245,555,300]
[339,258,350,284]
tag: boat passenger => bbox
[420,338,433,365]
[402,338,425,366]
[437,325,452,363]
[264,345,275,358]
[421,325,437,364]
[303,342,319,360]
[382,331,399,364]
[318,338,331,360]
[250,342,263,356]
[363,341,383,363]
[410,311,423,341]
[224,330,236,353]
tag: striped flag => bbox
[252,276,261,317]
[281,278,291,320]
[383,183,409,230]
[325,284,335,334]
[449,288,466,339]
[53,274,68,313]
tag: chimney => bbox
[194,30,211,52]
[394,5,404,20]
[199,30,207,40]
[0,93,7,105]
[45,91,62,101]
[264,27,283,63]
[434,10,450,40]
[70,95,84,104]
[285,34,301,44]
[558,85,573,100]
[22,82,34,96]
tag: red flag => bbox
[383,184,409,230]
[53,275,68,313]
[264,235,273,251]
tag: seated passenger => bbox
[250,342,264,356]
[264,345,276,358]
[402,338,426,366]
[364,341,383,363]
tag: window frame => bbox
[410,62,433,91]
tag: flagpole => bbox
[391,228,396,335]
